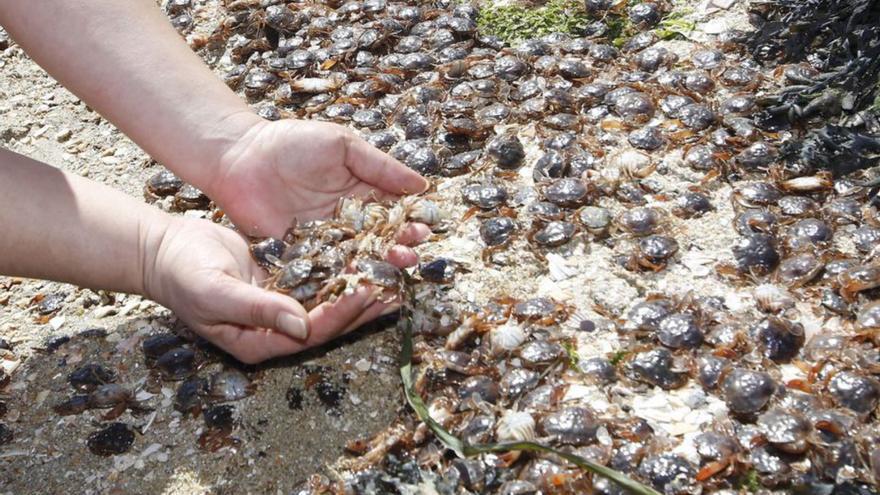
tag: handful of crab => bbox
[248,195,443,309]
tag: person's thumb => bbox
[211,276,310,340]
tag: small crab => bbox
[734,209,778,236]
[479,215,518,262]
[751,317,805,363]
[731,234,780,276]
[626,235,679,271]
[672,191,713,218]
[171,184,210,211]
[614,207,665,237]
[777,195,820,218]
[87,422,136,456]
[355,258,402,294]
[153,346,200,382]
[511,297,571,326]
[720,368,776,415]
[68,363,118,392]
[838,263,880,302]
[638,453,699,495]
[783,218,833,252]
[542,177,594,208]
[141,333,187,363]
[174,377,208,416]
[538,407,600,446]
[826,371,880,415]
[777,171,833,194]
[693,430,743,482]
[54,383,151,420]
[144,170,183,201]
[250,237,287,269]
[418,258,460,284]
[626,347,689,390]
[526,220,577,249]
[486,132,525,171]
[755,408,812,454]
[719,65,761,91]
[577,206,613,238]
[199,404,241,452]
[206,370,255,403]
[731,182,781,209]
[532,149,569,182]
[517,340,565,369]
[335,197,389,233]
[656,312,704,349]
[775,252,825,287]
[461,181,509,214]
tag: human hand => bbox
[209,118,429,237]
[140,217,405,364]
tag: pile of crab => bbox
[139,0,880,493]
[47,329,258,456]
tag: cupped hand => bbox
[142,217,415,364]
[210,119,429,238]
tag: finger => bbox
[396,223,431,246]
[196,291,400,364]
[341,300,401,333]
[306,285,380,345]
[342,131,430,195]
[209,276,310,340]
[386,245,418,268]
[190,321,288,363]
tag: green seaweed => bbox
[609,349,629,365]
[561,341,581,369]
[607,14,636,48]
[476,0,593,44]
[475,1,679,47]
[734,469,761,493]
[653,9,696,40]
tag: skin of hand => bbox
[142,217,403,364]
[211,118,430,238]
[154,127,430,362]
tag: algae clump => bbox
[476,0,593,44]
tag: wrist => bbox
[168,109,266,199]
[137,209,177,304]
[201,114,274,211]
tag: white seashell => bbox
[489,322,527,353]
[496,410,536,442]
[546,253,577,282]
[680,251,714,278]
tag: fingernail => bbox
[277,313,308,340]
